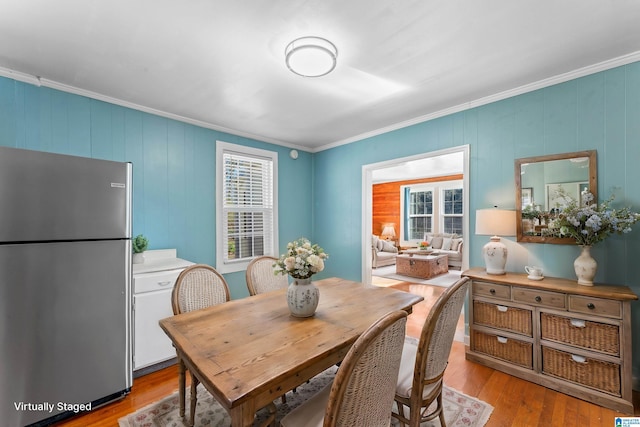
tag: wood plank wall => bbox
[372,174,463,243]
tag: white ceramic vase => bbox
[132,252,145,264]
[287,277,319,317]
[574,245,597,286]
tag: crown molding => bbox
[314,50,640,153]
[0,66,311,153]
[2,50,639,155]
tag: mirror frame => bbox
[515,150,597,244]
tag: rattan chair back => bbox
[323,310,407,427]
[246,256,288,296]
[393,276,470,427]
[170,264,232,426]
[171,264,230,315]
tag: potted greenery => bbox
[132,234,149,264]
[521,205,541,235]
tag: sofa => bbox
[424,233,463,269]
[371,235,398,268]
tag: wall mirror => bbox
[515,150,597,244]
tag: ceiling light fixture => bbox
[285,36,338,77]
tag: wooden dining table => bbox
[158,277,423,427]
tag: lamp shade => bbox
[380,223,396,240]
[475,209,516,236]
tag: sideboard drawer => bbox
[540,313,620,356]
[568,295,622,319]
[513,287,565,309]
[473,281,511,300]
[542,346,621,396]
[473,301,532,337]
[472,330,532,369]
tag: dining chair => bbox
[280,310,408,427]
[392,276,470,427]
[171,264,232,427]
[246,255,288,296]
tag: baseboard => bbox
[133,357,177,378]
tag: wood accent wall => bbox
[372,174,463,242]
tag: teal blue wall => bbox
[1,61,640,380]
[314,61,640,381]
[0,77,313,299]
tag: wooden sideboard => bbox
[462,267,637,413]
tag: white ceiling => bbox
[1,1,639,152]
[372,151,464,183]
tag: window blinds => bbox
[222,152,274,263]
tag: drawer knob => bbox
[497,336,508,344]
[535,296,542,303]
[157,281,173,287]
[587,303,595,310]
[489,289,496,294]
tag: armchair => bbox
[372,235,398,268]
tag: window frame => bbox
[407,186,434,241]
[215,141,279,274]
[400,179,463,245]
[440,184,464,235]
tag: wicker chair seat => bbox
[395,338,441,399]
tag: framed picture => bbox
[521,187,533,207]
[546,182,587,211]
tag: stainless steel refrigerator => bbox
[0,146,133,426]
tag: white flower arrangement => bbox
[551,191,640,246]
[274,237,329,279]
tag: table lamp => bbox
[380,223,396,241]
[475,208,516,275]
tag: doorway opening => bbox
[361,145,470,285]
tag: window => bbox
[442,188,463,235]
[216,142,278,273]
[408,189,433,240]
[402,180,463,243]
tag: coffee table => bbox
[395,253,448,279]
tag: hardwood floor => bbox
[55,280,639,426]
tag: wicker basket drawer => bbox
[540,313,620,356]
[473,281,511,300]
[542,346,621,396]
[473,301,532,336]
[472,330,533,369]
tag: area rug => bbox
[119,366,492,427]
[373,266,462,287]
